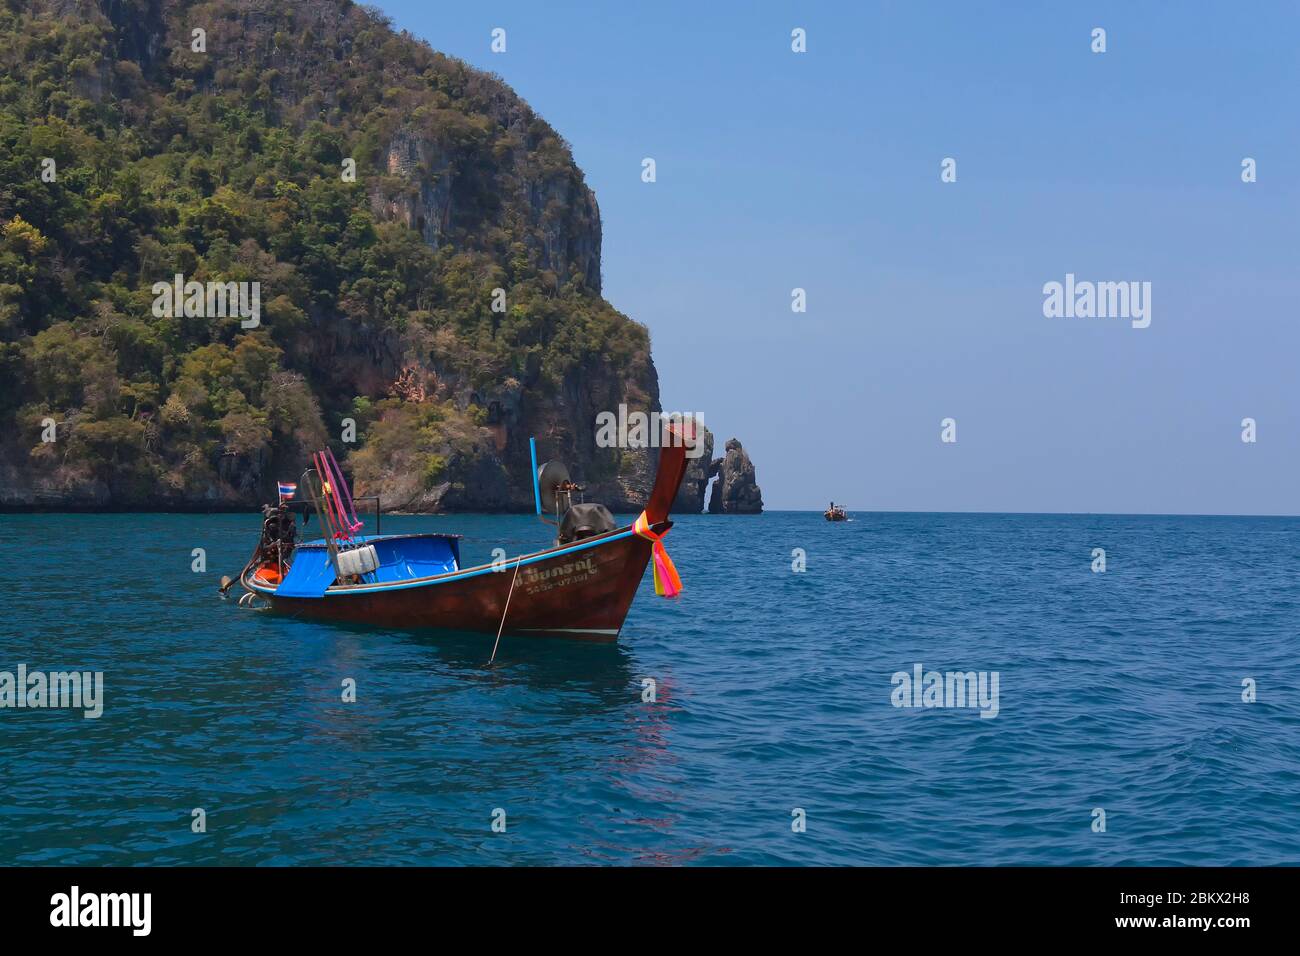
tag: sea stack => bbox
[707,438,763,514]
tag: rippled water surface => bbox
[1,511,1297,865]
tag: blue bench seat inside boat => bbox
[276,534,461,598]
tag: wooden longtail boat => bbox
[233,434,690,643]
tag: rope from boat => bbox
[488,557,523,665]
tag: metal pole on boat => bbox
[529,437,542,515]
[303,467,339,568]
[488,557,523,665]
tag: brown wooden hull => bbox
[258,528,654,642]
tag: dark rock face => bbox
[368,121,602,293]
[98,0,167,78]
[706,438,763,514]
[370,129,455,250]
[546,359,661,513]
[673,424,714,514]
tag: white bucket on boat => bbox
[336,544,379,578]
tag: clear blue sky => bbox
[375,1,1299,514]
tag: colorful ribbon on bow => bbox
[633,511,683,597]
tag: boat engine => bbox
[537,459,617,544]
[558,502,617,543]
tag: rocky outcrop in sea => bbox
[706,438,764,514]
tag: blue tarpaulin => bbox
[367,535,459,582]
[275,546,336,598]
[275,535,460,598]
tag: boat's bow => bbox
[628,424,694,597]
[643,422,692,524]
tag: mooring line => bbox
[488,557,522,665]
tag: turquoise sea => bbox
[0,511,1296,865]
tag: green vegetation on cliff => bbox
[0,0,657,509]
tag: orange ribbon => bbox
[633,511,682,597]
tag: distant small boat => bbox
[225,430,692,644]
[824,502,848,522]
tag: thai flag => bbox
[277,482,298,501]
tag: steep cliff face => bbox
[0,0,660,511]
[673,424,714,514]
[369,124,601,293]
[371,130,455,250]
